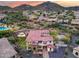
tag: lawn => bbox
[62,36,70,44]
[50,31,58,40]
[17,37,27,49]
[50,31,58,36]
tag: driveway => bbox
[49,47,66,58]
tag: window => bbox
[50,48,51,51]
[43,14,46,17]
[54,43,56,46]
[43,41,47,44]
[41,32,48,37]
[38,46,41,48]
[49,41,51,43]
[38,49,42,52]
[75,52,78,56]
[28,47,31,49]
[32,41,36,44]
[33,47,36,50]
[38,41,42,43]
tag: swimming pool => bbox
[0,27,9,31]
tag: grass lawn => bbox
[50,31,58,40]
[17,37,27,49]
[50,31,58,36]
[62,36,70,44]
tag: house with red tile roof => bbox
[26,30,54,55]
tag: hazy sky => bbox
[0,1,79,8]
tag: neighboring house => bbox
[56,35,66,40]
[56,41,67,47]
[0,14,6,20]
[71,11,79,25]
[32,10,41,15]
[27,30,54,54]
[57,19,69,24]
[28,14,38,20]
[57,19,63,23]
[63,19,69,24]
[15,29,29,37]
[46,18,57,22]
[56,35,68,47]
[74,11,79,19]
[23,10,38,20]
[6,10,18,13]
[73,46,79,58]
[71,19,79,25]
[0,38,17,58]
[17,32,26,37]
[49,15,57,18]
[23,10,30,16]
[38,13,48,21]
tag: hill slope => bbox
[65,6,79,11]
[0,6,12,10]
[14,4,37,10]
[36,1,64,11]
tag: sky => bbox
[0,1,79,8]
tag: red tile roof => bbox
[27,30,53,42]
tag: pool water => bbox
[0,27,9,31]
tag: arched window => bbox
[33,47,36,50]
[75,52,78,56]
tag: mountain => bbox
[14,1,64,11]
[65,6,79,11]
[14,4,38,10]
[15,1,79,11]
[36,1,64,11]
[0,6,12,10]
[0,1,79,11]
